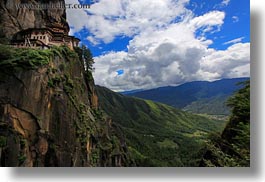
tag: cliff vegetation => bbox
[200,81,250,167]
[0,44,130,167]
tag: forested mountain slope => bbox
[97,86,227,166]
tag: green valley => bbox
[96,86,227,166]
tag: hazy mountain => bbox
[124,78,249,115]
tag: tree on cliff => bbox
[201,80,250,167]
[74,45,95,83]
[74,45,94,71]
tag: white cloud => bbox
[66,0,90,31]
[200,43,250,79]
[223,37,245,45]
[65,0,250,92]
[189,11,225,33]
[66,0,191,43]
[232,16,239,23]
[221,0,230,6]
[94,38,250,91]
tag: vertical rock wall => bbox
[0,0,130,166]
[0,0,68,41]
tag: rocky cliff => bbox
[0,45,130,167]
[0,0,130,167]
[0,0,68,42]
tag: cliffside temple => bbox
[11,22,80,50]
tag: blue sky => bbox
[74,0,249,55]
[194,0,250,50]
[66,0,250,91]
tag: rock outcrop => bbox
[0,46,129,167]
[0,0,68,42]
[0,0,130,167]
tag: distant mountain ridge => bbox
[124,77,250,115]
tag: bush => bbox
[0,45,52,71]
[0,136,7,147]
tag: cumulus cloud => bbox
[94,39,249,91]
[200,43,250,79]
[66,0,191,44]
[65,0,250,91]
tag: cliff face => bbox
[0,0,68,42]
[0,46,129,167]
[0,0,130,167]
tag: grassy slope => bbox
[96,86,227,166]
